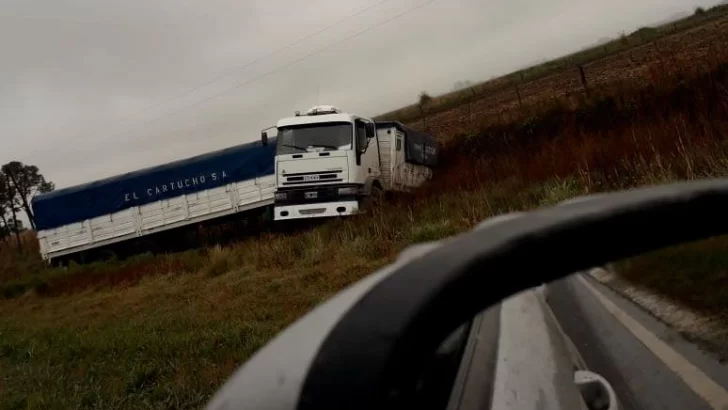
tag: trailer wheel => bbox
[97,249,118,262]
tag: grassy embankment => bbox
[2,9,728,409]
[376,3,728,124]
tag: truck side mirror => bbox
[261,130,268,146]
[365,123,375,139]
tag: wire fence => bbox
[376,7,728,137]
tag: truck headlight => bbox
[338,187,358,196]
[274,192,287,201]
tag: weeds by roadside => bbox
[615,236,728,317]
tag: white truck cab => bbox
[261,105,438,221]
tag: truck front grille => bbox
[281,169,343,186]
[275,185,357,206]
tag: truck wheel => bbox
[362,184,385,212]
[371,184,385,205]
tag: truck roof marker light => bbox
[306,105,342,116]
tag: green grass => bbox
[0,177,707,409]
[615,236,728,317]
[0,178,599,409]
[1,172,726,409]
[612,234,728,361]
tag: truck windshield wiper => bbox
[278,143,307,152]
[307,144,341,151]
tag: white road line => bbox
[536,285,588,370]
[577,275,728,410]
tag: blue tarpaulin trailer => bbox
[32,138,277,263]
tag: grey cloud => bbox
[0,0,718,189]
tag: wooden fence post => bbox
[578,65,589,96]
[469,88,477,123]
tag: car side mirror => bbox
[261,130,268,146]
[574,370,619,410]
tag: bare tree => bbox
[0,174,22,250]
[2,161,55,231]
[0,174,9,245]
[418,91,433,105]
[0,222,7,245]
[452,80,473,92]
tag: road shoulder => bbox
[578,275,728,408]
[588,268,728,367]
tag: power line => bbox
[35,0,440,157]
[118,0,397,125]
[31,0,395,154]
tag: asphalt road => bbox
[546,274,728,410]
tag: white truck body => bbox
[264,106,438,221]
[35,176,275,262]
[32,140,277,263]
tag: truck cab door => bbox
[355,120,367,166]
[355,119,379,176]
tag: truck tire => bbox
[362,184,385,211]
[371,184,385,205]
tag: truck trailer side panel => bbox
[376,127,393,190]
[374,122,437,193]
[36,175,275,261]
[33,139,277,261]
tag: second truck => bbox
[261,105,439,221]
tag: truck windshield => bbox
[276,122,353,155]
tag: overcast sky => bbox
[0,0,718,190]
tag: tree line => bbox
[0,161,54,250]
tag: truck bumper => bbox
[274,200,360,221]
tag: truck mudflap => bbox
[274,200,360,221]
